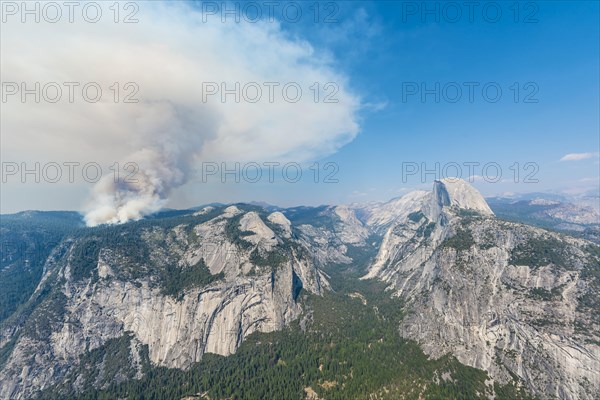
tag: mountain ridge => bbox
[0,180,598,399]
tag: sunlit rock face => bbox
[1,182,598,400]
[364,180,600,400]
[0,206,330,400]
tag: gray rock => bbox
[364,180,600,400]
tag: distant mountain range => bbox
[486,191,600,243]
[0,180,598,399]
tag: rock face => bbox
[284,204,373,268]
[543,202,599,225]
[431,178,494,217]
[332,205,370,245]
[487,193,600,243]
[358,191,431,230]
[1,183,598,400]
[0,206,329,399]
[267,212,292,238]
[364,179,600,400]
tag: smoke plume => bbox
[1,2,361,225]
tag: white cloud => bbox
[559,152,599,161]
[467,175,485,182]
[1,2,361,223]
[579,177,600,183]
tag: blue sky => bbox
[1,1,599,213]
[283,0,600,203]
[182,0,600,207]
